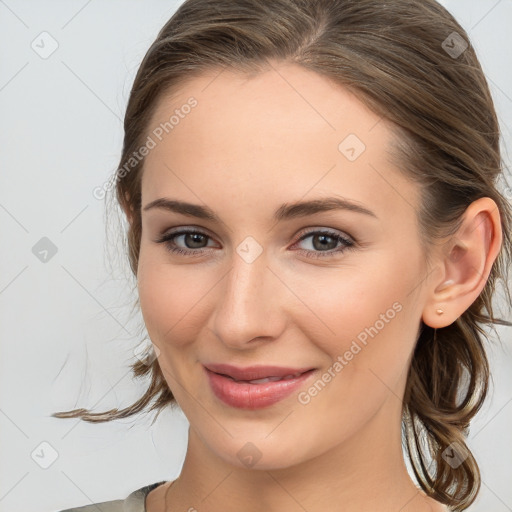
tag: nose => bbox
[209,249,287,350]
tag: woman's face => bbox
[136,61,433,469]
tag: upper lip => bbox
[204,363,315,381]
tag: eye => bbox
[292,228,355,259]
[154,227,356,259]
[155,228,217,257]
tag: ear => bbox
[422,197,503,328]
[123,191,134,227]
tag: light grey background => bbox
[0,1,511,511]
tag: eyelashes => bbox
[293,229,355,259]
[154,227,356,260]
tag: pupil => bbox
[314,234,336,251]
[187,233,206,248]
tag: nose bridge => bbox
[211,248,284,347]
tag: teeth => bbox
[218,371,307,384]
[247,376,283,384]
[244,372,304,384]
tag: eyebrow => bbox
[142,197,378,222]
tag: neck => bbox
[163,394,442,512]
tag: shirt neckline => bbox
[124,480,170,512]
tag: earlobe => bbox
[123,192,134,226]
[123,207,134,227]
[422,197,502,329]
[126,208,134,227]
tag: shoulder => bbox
[55,480,169,512]
[57,499,124,512]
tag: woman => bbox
[53,0,512,510]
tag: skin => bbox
[132,60,502,512]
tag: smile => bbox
[203,364,317,409]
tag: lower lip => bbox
[205,367,316,409]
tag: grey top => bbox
[56,481,170,512]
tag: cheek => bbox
[293,251,422,369]
[285,255,422,439]
[137,252,209,346]
[136,253,211,401]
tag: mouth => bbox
[220,372,308,384]
[203,363,315,382]
[203,363,317,409]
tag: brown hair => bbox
[52,0,512,509]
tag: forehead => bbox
[141,62,419,222]
[148,62,387,148]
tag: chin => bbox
[204,433,314,472]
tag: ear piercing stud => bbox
[436,309,444,315]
